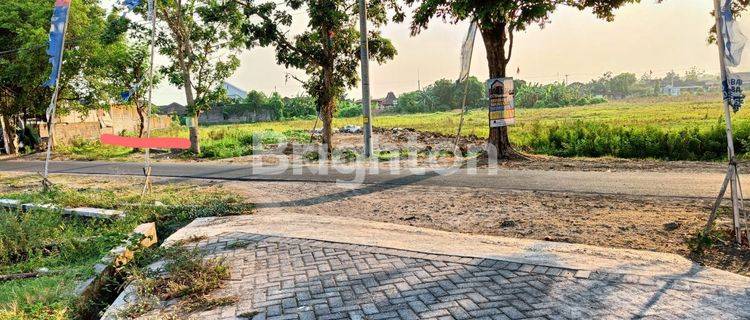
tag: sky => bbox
[145,0,750,105]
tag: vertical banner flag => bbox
[458,22,478,82]
[124,0,141,11]
[119,0,144,100]
[121,0,142,17]
[487,78,515,127]
[721,0,746,111]
[121,82,141,102]
[43,0,72,89]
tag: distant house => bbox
[377,92,398,109]
[223,82,248,101]
[661,85,706,96]
[357,92,398,111]
[158,102,187,116]
[156,83,279,124]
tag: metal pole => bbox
[142,0,157,194]
[358,0,373,158]
[712,0,742,244]
[43,1,73,189]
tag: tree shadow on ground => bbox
[256,171,439,209]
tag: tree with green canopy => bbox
[0,0,127,153]
[237,0,403,156]
[103,15,161,141]
[406,0,640,159]
[144,0,246,153]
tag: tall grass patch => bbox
[137,96,750,161]
[523,120,741,160]
[0,178,252,319]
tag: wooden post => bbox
[711,0,743,244]
[142,0,157,195]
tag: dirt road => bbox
[0,159,743,199]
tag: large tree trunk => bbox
[321,98,335,158]
[320,22,335,159]
[136,107,146,139]
[480,22,514,159]
[0,115,16,154]
[133,106,146,152]
[180,64,200,154]
[319,64,336,158]
[189,112,200,154]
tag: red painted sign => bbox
[100,134,191,149]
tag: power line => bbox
[0,44,47,56]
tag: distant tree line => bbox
[580,67,716,99]
[219,91,365,121]
[383,68,717,114]
[219,67,718,121]
[387,76,601,114]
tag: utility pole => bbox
[358,0,373,157]
[417,68,421,91]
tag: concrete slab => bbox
[0,198,21,209]
[21,203,59,211]
[63,207,125,220]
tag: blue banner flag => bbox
[121,81,142,102]
[43,0,72,88]
[121,0,142,18]
[124,0,141,11]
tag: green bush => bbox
[515,82,606,109]
[282,96,316,119]
[525,119,741,160]
[336,101,363,118]
[200,139,252,159]
[57,138,134,160]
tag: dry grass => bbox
[123,246,232,318]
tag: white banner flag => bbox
[458,22,478,82]
[722,0,746,67]
[720,0,746,111]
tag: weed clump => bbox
[122,246,232,317]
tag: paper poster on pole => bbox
[487,78,515,127]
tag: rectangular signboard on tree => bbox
[487,78,515,127]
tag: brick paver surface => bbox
[151,232,750,319]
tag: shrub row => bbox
[524,120,750,160]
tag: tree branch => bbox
[505,26,514,64]
[229,0,315,62]
[285,72,306,85]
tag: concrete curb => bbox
[0,198,126,220]
[75,222,158,319]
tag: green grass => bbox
[0,176,252,319]
[58,94,750,161]
[57,138,134,161]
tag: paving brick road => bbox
[140,232,750,320]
